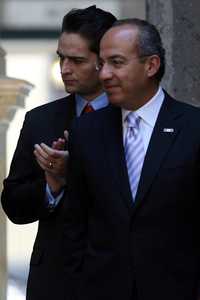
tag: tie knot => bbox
[82,103,94,114]
[126,112,140,128]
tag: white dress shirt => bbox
[122,86,165,154]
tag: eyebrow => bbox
[110,55,125,59]
[100,54,126,61]
[56,51,87,60]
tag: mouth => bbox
[63,79,77,85]
[103,85,119,92]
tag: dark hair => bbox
[61,5,116,54]
[112,19,165,82]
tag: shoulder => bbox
[28,95,74,114]
[164,91,200,116]
[25,95,75,120]
[21,95,75,124]
[163,92,200,138]
[27,94,75,117]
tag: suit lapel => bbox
[103,106,134,212]
[103,95,186,214]
[63,94,76,129]
[52,94,76,148]
[134,94,184,210]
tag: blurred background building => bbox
[0,0,200,299]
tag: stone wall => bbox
[146,0,200,105]
[119,0,146,18]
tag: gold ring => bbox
[49,162,53,169]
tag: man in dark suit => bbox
[64,19,200,300]
[1,6,116,300]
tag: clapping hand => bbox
[34,130,69,193]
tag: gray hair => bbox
[112,18,165,82]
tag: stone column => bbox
[0,47,6,75]
[146,0,200,106]
[0,74,33,300]
[119,0,146,19]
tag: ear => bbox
[145,55,160,78]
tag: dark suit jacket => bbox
[64,92,200,300]
[1,94,76,300]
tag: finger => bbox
[41,143,69,160]
[36,156,56,174]
[52,138,65,150]
[40,143,66,158]
[34,144,49,160]
[34,149,51,169]
[34,146,56,172]
[34,155,48,171]
[64,130,69,141]
[40,143,59,158]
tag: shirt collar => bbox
[122,86,165,128]
[75,92,108,116]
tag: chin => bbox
[108,95,123,107]
[65,87,76,94]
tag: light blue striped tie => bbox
[125,112,145,201]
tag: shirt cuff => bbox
[46,184,64,210]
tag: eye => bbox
[73,58,86,65]
[73,59,83,64]
[111,59,124,67]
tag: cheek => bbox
[78,72,99,88]
[116,69,132,84]
[79,64,96,76]
[85,68,99,81]
[119,74,134,90]
[124,70,143,86]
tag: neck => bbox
[125,84,159,111]
[85,92,103,102]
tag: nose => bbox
[99,63,113,82]
[60,58,72,75]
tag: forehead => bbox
[58,32,91,55]
[100,25,139,58]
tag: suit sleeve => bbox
[63,120,89,299]
[1,111,52,224]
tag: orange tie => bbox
[82,103,94,114]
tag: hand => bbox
[34,130,69,193]
[52,130,68,151]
